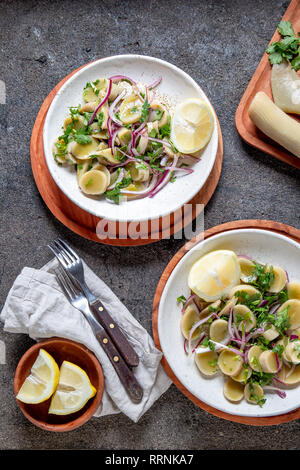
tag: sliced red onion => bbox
[195,340,244,357]
[111,128,119,155]
[233,323,241,341]
[275,354,281,372]
[228,308,234,338]
[88,79,112,126]
[182,295,201,315]
[285,270,290,283]
[192,333,207,353]
[120,175,159,199]
[109,90,126,126]
[286,364,296,378]
[148,156,179,198]
[258,299,268,308]
[148,76,162,89]
[269,303,281,316]
[110,74,137,85]
[263,386,286,399]
[183,339,188,355]
[237,254,253,260]
[188,313,215,356]
[273,375,287,385]
[290,334,298,341]
[107,168,125,190]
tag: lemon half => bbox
[16,349,60,404]
[48,361,96,415]
[188,250,240,302]
[171,98,214,154]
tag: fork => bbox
[48,238,139,368]
[54,266,143,403]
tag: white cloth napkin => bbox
[0,258,171,423]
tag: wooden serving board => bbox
[30,63,223,246]
[235,0,300,170]
[152,219,300,426]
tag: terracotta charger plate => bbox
[152,219,300,426]
[30,61,223,246]
[235,0,300,170]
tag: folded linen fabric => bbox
[0,258,171,422]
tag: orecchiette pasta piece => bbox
[223,378,244,402]
[180,305,200,340]
[128,162,150,183]
[136,134,149,154]
[146,121,159,136]
[247,345,264,372]
[83,78,109,103]
[244,383,264,405]
[79,101,98,113]
[96,148,122,165]
[194,351,218,376]
[76,162,91,183]
[91,162,110,185]
[117,128,132,146]
[232,364,252,383]
[64,114,85,131]
[68,137,99,160]
[218,297,238,316]
[238,257,256,283]
[79,169,109,195]
[109,82,121,101]
[119,95,143,124]
[268,265,287,293]
[209,319,228,343]
[284,340,300,364]
[258,350,281,373]
[199,300,221,319]
[277,364,300,385]
[278,299,300,330]
[218,350,243,377]
[232,304,256,332]
[96,102,109,129]
[90,122,109,140]
[228,284,261,301]
[150,100,169,128]
[275,337,290,362]
[287,281,300,300]
[262,324,279,341]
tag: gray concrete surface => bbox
[0,0,300,450]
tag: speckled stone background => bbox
[0,0,300,450]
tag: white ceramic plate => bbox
[43,54,218,222]
[158,229,300,418]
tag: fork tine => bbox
[53,239,74,265]
[55,268,73,300]
[57,238,80,262]
[57,266,79,296]
[48,242,68,269]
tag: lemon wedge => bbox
[188,250,240,301]
[170,98,214,153]
[48,361,96,415]
[16,349,60,404]
[271,61,300,115]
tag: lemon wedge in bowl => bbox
[49,361,96,415]
[16,349,59,404]
[170,98,214,154]
[188,250,240,302]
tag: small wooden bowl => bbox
[14,337,104,432]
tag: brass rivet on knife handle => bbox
[103,338,108,344]
[91,300,140,368]
[96,329,143,403]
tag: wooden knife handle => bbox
[95,328,143,403]
[90,300,139,368]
